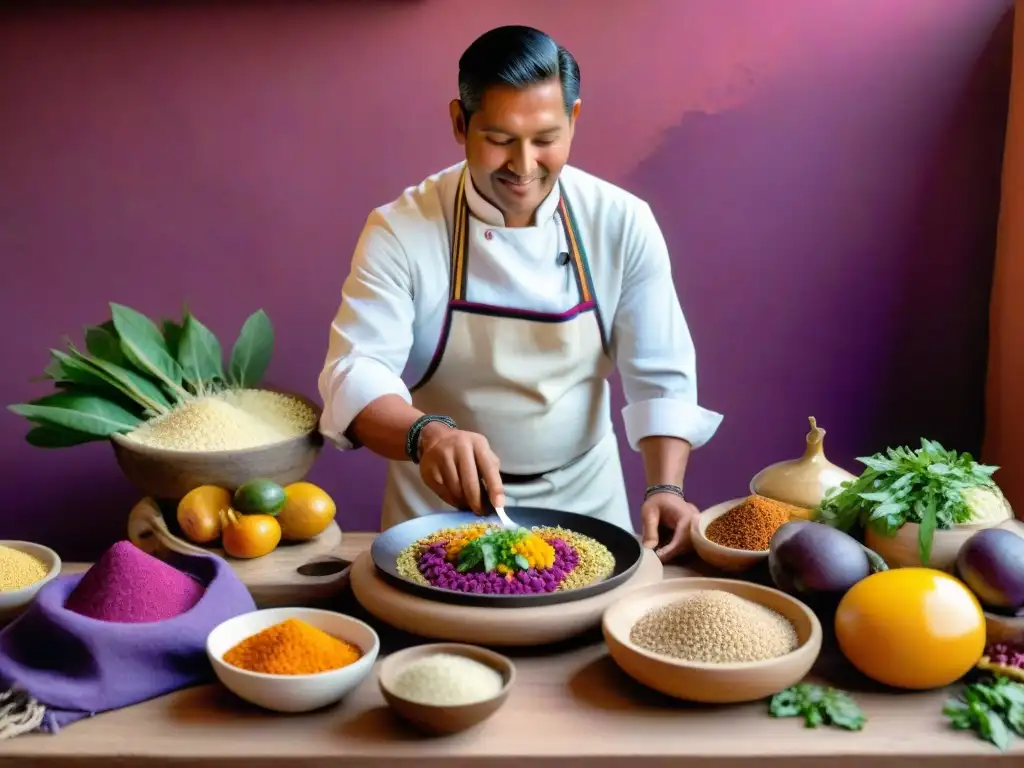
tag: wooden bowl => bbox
[865,513,1014,573]
[691,498,769,574]
[110,392,324,500]
[378,643,515,735]
[602,577,822,704]
[984,611,1024,647]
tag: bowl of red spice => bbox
[206,607,380,713]
[692,496,809,574]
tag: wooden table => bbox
[0,532,1020,767]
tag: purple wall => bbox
[0,1,1013,559]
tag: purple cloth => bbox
[0,551,255,735]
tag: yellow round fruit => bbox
[176,485,230,544]
[220,510,281,559]
[834,567,985,690]
[277,482,337,541]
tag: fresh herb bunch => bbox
[768,684,866,730]
[816,439,998,566]
[457,529,532,574]
[944,676,1024,751]
[8,302,274,448]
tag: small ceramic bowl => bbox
[0,541,62,624]
[602,577,822,704]
[691,498,769,573]
[207,607,379,713]
[378,642,515,735]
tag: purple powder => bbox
[65,540,206,623]
[417,536,581,595]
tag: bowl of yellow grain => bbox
[691,495,810,574]
[110,389,324,500]
[206,607,379,713]
[602,577,822,703]
[0,541,62,624]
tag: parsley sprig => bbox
[768,684,866,730]
[816,438,998,565]
[944,677,1024,751]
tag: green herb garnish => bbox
[9,303,275,448]
[456,528,533,574]
[815,438,998,565]
[944,676,1024,751]
[768,684,866,731]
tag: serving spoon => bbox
[479,475,520,530]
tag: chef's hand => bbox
[418,424,506,515]
[641,494,700,562]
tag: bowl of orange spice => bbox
[691,496,811,574]
[206,607,379,713]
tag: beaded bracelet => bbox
[405,414,456,463]
[644,484,685,502]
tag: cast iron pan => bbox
[370,508,643,608]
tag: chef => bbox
[317,25,723,561]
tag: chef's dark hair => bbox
[457,26,580,123]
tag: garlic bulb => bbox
[749,417,856,511]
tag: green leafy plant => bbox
[9,302,275,448]
[768,684,865,730]
[816,439,999,565]
[944,676,1024,751]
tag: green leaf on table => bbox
[229,309,273,388]
[178,312,224,388]
[25,425,100,448]
[944,677,1024,750]
[768,684,865,731]
[84,324,126,367]
[110,303,187,396]
[9,390,141,437]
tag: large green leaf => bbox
[46,349,109,388]
[9,390,142,437]
[84,324,126,367]
[229,309,274,388]
[110,303,188,396]
[162,318,183,360]
[67,345,173,413]
[178,312,224,387]
[25,425,101,448]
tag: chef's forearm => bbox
[638,436,692,487]
[348,395,450,462]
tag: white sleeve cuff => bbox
[621,397,724,451]
[319,359,412,451]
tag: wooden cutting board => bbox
[126,496,350,608]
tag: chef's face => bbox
[450,78,580,227]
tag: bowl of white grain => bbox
[110,388,324,499]
[377,643,515,735]
[602,577,822,704]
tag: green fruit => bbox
[233,478,286,516]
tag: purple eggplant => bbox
[769,520,880,597]
[955,528,1024,612]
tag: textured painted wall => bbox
[0,0,1012,558]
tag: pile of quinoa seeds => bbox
[123,389,318,452]
[629,590,798,664]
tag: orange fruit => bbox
[834,567,985,690]
[177,485,230,544]
[277,482,337,541]
[220,509,281,559]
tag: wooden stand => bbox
[349,548,664,646]
[126,497,350,608]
